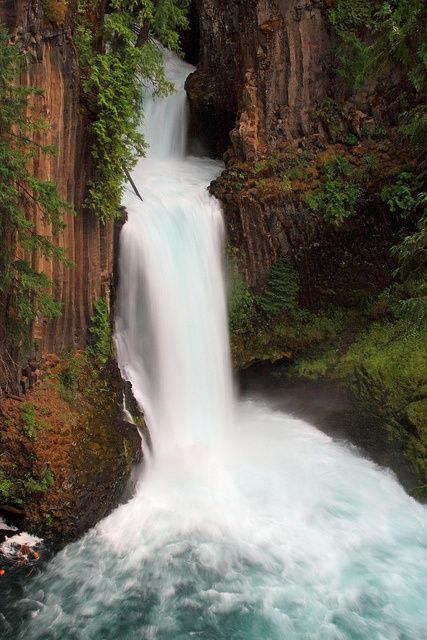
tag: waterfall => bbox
[5,50,427,640]
[115,49,233,457]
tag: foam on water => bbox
[2,49,426,640]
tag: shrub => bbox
[75,0,190,221]
[306,155,362,225]
[228,271,257,336]
[381,171,419,217]
[24,469,54,494]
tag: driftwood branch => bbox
[124,167,143,201]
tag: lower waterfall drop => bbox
[5,50,427,640]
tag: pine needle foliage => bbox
[258,259,300,318]
[328,0,427,94]
[0,26,70,348]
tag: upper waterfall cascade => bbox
[5,50,427,640]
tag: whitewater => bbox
[2,51,426,640]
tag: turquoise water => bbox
[2,403,427,639]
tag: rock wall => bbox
[0,0,116,389]
[190,0,407,161]
[189,0,329,160]
[212,180,397,308]
[189,0,410,300]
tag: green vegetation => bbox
[58,350,82,405]
[328,0,427,93]
[227,253,427,481]
[326,0,427,272]
[24,468,54,494]
[20,402,50,438]
[20,402,39,438]
[0,467,53,506]
[306,154,362,224]
[386,174,427,281]
[228,253,343,367]
[57,297,113,408]
[0,26,70,351]
[86,297,112,365]
[0,470,19,504]
[381,171,419,217]
[228,251,426,483]
[305,153,378,225]
[228,269,257,338]
[258,259,300,318]
[311,99,342,142]
[75,0,190,221]
[58,298,112,406]
[294,284,427,481]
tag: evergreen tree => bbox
[0,26,69,361]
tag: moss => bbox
[0,351,141,536]
[20,402,37,438]
[0,470,21,505]
[231,307,346,370]
[123,440,132,475]
[42,0,69,24]
[20,402,48,438]
[0,468,53,507]
[406,400,427,436]
[294,313,427,483]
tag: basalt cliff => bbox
[0,1,141,538]
[0,1,115,392]
[187,0,411,298]
[187,0,426,492]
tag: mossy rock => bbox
[405,399,427,438]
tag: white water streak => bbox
[115,50,233,458]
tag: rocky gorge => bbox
[186,0,426,495]
[0,0,426,542]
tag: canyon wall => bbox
[191,0,406,161]
[0,0,115,390]
[188,0,410,304]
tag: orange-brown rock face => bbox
[189,0,410,301]
[188,0,330,160]
[0,1,115,390]
[189,0,406,161]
